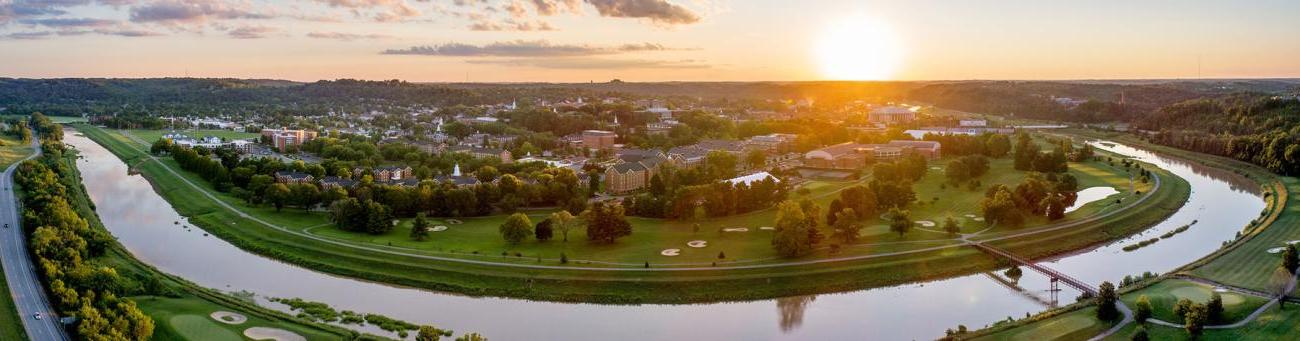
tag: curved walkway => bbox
[114,128,1166,273]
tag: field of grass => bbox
[1120,280,1268,324]
[0,133,34,168]
[0,263,26,341]
[1103,303,1300,340]
[136,296,342,341]
[972,307,1114,341]
[75,124,1192,304]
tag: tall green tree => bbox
[830,208,862,244]
[499,213,533,244]
[265,183,291,212]
[772,200,816,257]
[550,210,576,242]
[888,207,912,237]
[1097,281,1120,321]
[585,202,632,244]
[410,213,430,241]
[1135,295,1153,324]
[1283,244,1299,273]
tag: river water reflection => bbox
[66,131,1264,340]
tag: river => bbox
[65,131,1265,340]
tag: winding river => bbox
[65,131,1265,340]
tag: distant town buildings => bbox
[868,106,917,124]
[262,128,318,152]
[803,140,942,169]
[448,145,513,163]
[581,130,618,150]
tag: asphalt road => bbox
[0,134,69,341]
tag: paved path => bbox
[0,133,70,341]
[110,128,1166,272]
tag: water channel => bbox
[65,131,1265,340]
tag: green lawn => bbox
[0,266,26,341]
[1104,303,1300,340]
[0,133,34,168]
[136,296,341,341]
[75,123,1192,304]
[973,307,1114,341]
[1120,280,1268,324]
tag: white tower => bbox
[453,163,462,177]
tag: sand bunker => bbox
[687,240,708,248]
[1268,247,1286,254]
[209,311,246,325]
[430,225,448,232]
[243,327,306,341]
[1287,240,1300,245]
[915,220,936,227]
[964,214,977,218]
[758,226,776,231]
[661,249,681,256]
[722,227,749,232]
[973,217,985,222]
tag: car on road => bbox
[33,312,42,320]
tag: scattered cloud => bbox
[19,17,119,28]
[468,18,555,31]
[128,0,272,24]
[529,0,580,15]
[1,27,162,40]
[0,0,87,23]
[381,40,683,57]
[585,0,698,25]
[227,25,275,39]
[306,31,393,41]
[312,0,421,22]
[466,57,709,69]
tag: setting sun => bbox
[815,17,904,80]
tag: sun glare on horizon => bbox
[815,17,904,81]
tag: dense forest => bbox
[1138,94,1300,175]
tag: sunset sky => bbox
[1,0,1297,82]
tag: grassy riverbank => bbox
[56,139,367,340]
[967,129,1297,340]
[74,123,1190,304]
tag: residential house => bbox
[274,171,314,184]
[319,176,356,190]
[604,154,670,194]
